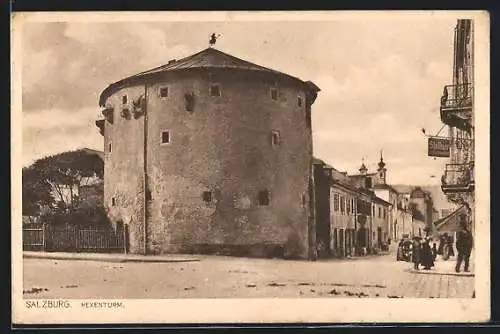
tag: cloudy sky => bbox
[21,13,459,185]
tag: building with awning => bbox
[433,204,470,233]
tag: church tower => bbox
[377,150,387,185]
[359,158,368,175]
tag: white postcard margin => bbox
[11,10,490,324]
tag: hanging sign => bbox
[428,137,450,157]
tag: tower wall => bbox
[103,85,147,254]
[102,69,314,259]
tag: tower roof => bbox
[378,150,386,170]
[359,157,368,173]
[99,47,320,106]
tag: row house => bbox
[313,158,392,258]
[330,176,358,257]
[371,196,391,250]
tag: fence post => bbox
[123,225,127,255]
[74,224,79,252]
[42,223,46,252]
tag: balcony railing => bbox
[441,162,474,193]
[440,83,473,132]
[440,83,473,111]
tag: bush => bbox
[41,203,111,228]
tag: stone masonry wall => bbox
[103,70,314,259]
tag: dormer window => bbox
[210,84,221,97]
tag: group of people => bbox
[411,236,436,270]
[408,214,473,273]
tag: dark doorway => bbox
[358,228,367,248]
[339,229,345,257]
[377,227,382,248]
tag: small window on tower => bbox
[159,87,169,98]
[271,130,280,147]
[161,131,170,144]
[202,191,212,203]
[258,190,270,206]
[297,96,303,107]
[108,142,112,152]
[270,87,278,101]
[122,95,128,104]
[111,197,116,206]
[210,84,221,97]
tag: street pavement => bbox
[22,252,475,299]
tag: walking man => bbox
[412,236,422,270]
[455,214,473,273]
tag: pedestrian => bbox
[455,214,473,273]
[437,234,445,255]
[448,235,455,257]
[421,236,435,270]
[432,242,438,261]
[412,236,422,270]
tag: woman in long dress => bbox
[421,237,435,270]
[412,237,422,270]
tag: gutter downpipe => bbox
[143,82,149,255]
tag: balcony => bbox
[440,83,473,132]
[441,162,474,194]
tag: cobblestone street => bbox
[22,252,475,299]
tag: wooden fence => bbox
[22,223,128,253]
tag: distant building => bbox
[394,192,413,239]
[313,158,391,258]
[48,148,104,208]
[441,209,452,218]
[79,182,104,207]
[349,154,417,242]
[409,187,435,236]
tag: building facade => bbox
[438,19,475,234]
[408,187,435,236]
[393,192,414,240]
[96,47,320,259]
[349,155,410,244]
[313,158,391,258]
[330,177,358,258]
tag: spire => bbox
[378,149,386,170]
[359,157,368,175]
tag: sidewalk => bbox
[23,251,200,263]
[407,255,475,277]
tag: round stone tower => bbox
[96,47,320,259]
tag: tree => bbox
[30,149,104,211]
[22,165,54,216]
